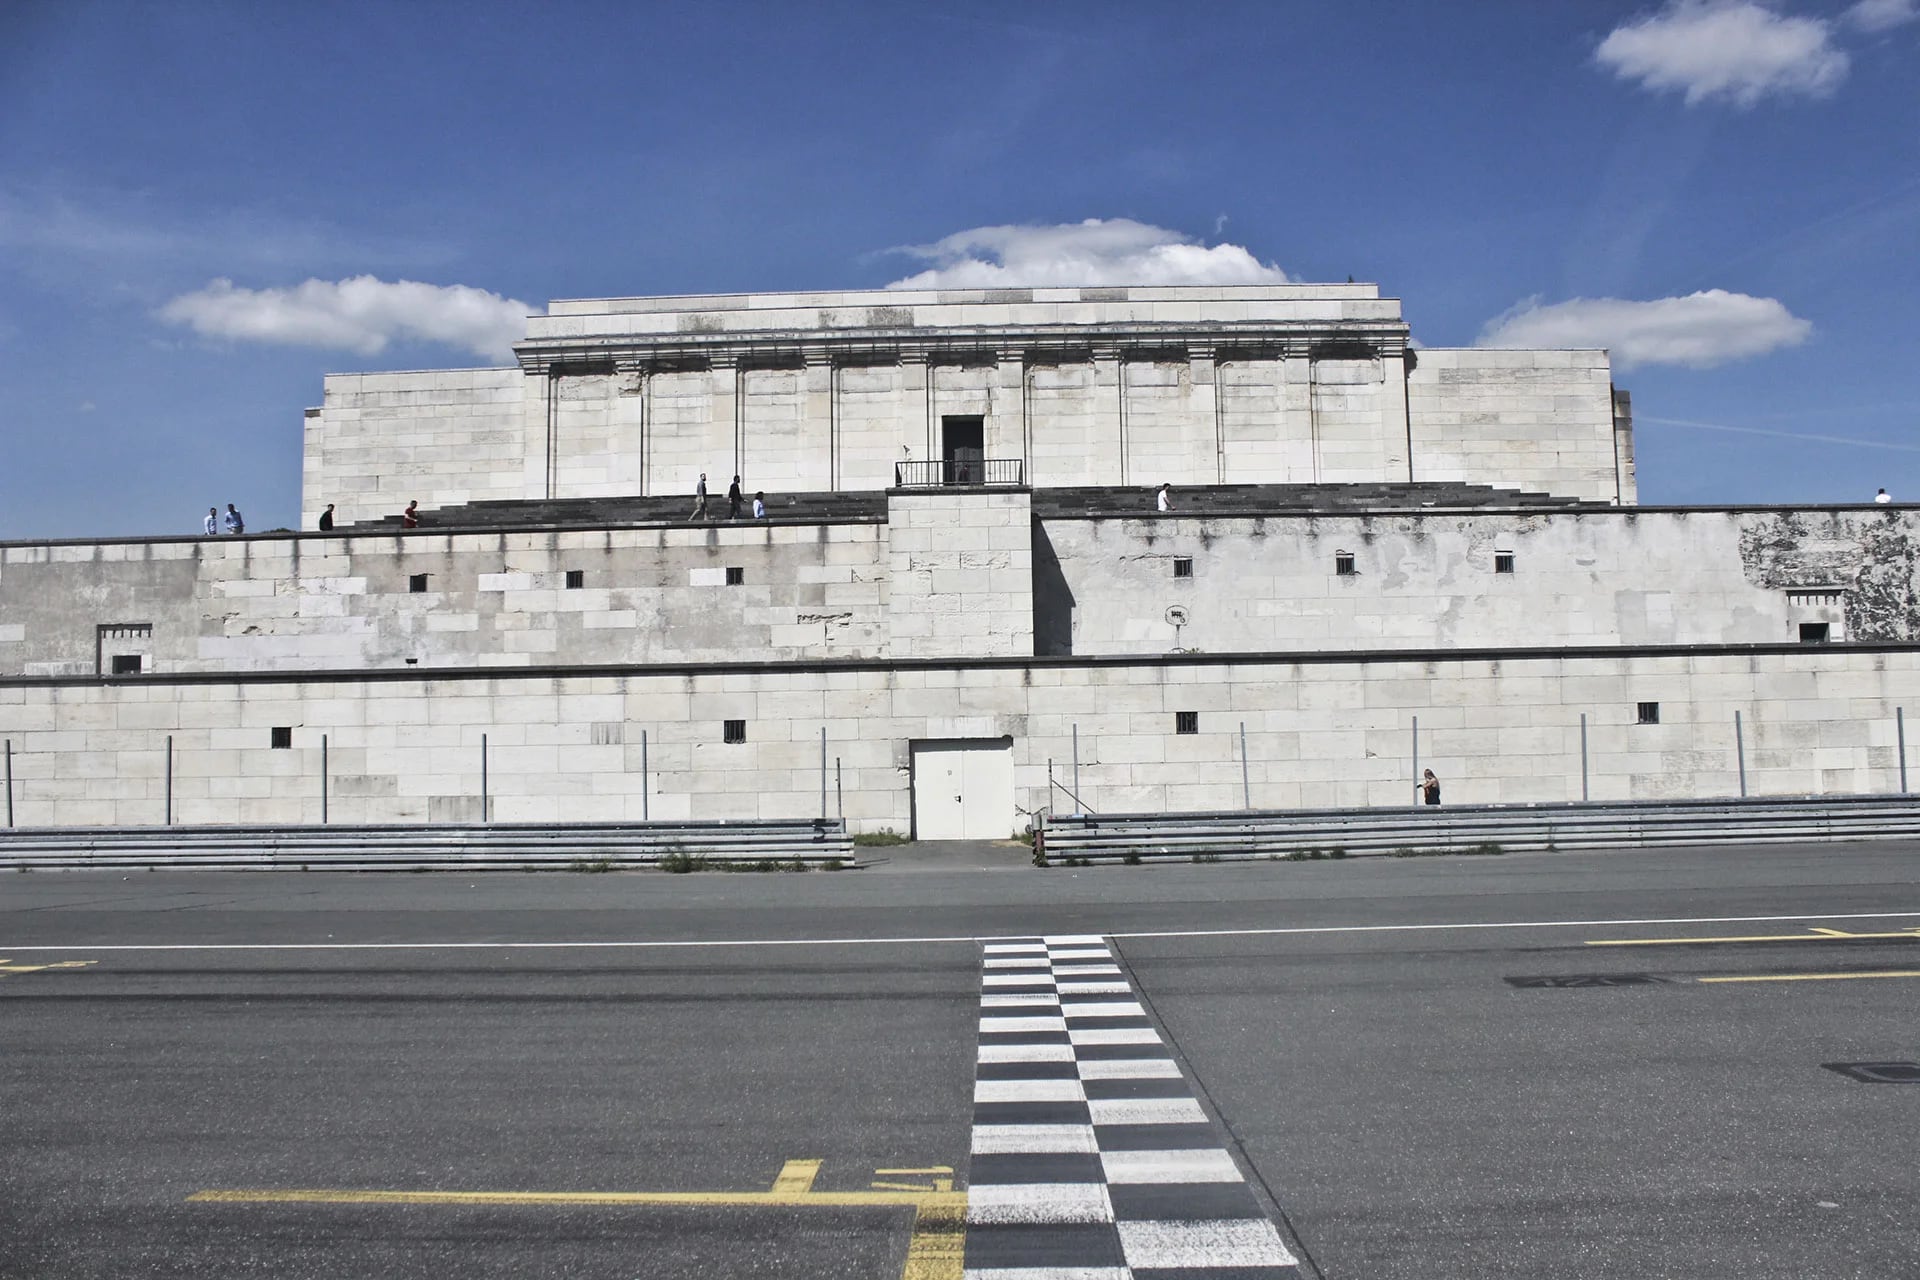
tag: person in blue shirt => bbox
[223,504,244,535]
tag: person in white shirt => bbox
[1156,483,1173,512]
[203,507,218,535]
[752,492,766,519]
[1875,488,1892,503]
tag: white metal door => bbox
[911,739,1013,840]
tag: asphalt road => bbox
[3,840,1918,1278]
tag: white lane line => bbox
[1069,1028,1164,1046]
[975,1079,1087,1104]
[984,972,1058,986]
[11,910,1918,953]
[1087,1098,1211,1125]
[1060,1001,1147,1019]
[981,994,1061,1009]
[1117,1218,1298,1269]
[971,1124,1099,1154]
[1101,1149,1244,1184]
[1050,964,1124,976]
[981,1015,1068,1034]
[1076,1058,1181,1080]
[1054,981,1132,994]
[979,1044,1076,1064]
[966,1183,1115,1225]
[985,943,1049,954]
[960,1268,1128,1280]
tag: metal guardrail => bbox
[1034,795,1920,863]
[0,818,852,871]
[893,458,1025,488]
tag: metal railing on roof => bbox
[893,458,1025,488]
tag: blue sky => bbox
[2,0,1916,539]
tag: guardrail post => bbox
[1734,711,1746,798]
[1889,706,1904,794]
[321,733,329,825]
[641,728,650,820]
[4,739,12,828]
[1410,715,1419,809]
[820,727,828,820]
[1580,713,1589,802]
[835,757,843,820]
[481,732,489,823]
[165,734,173,826]
[1239,721,1251,810]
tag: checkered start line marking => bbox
[966,935,1303,1279]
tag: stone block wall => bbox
[303,368,526,527]
[2,646,1912,828]
[886,489,1034,658]
[1038,507,1920,656]
[0,523,892,675]
[1407,349,1627,503]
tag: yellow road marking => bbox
[192,1159,966,1280]
[770,1159,821,1194]
[1587,928,1920,947]
[1697,969,1920,984]
[0,959,96,977]
[874,1166,954,1193]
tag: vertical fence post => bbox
[481,732,489,823]
[641,728,650,821]
[1072,724,1081,815]
[1734,711,1746,798]
[165,734,173,827]
[1410,716,1419,809]
[321,733,329,825]
[835,758,843,821]
[820,727,828,821]
[1580,713,1589,802]
[4,739,13,828]
[1889,710,1904,790]
[1239,721,1251,810]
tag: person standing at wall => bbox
[690,473,709,520]
[317,503,335,532]
[728,475,743,519]
[223,504,245,535]
[402,500,419,529]
[1418,769,1441,805]
[203,507,219,535]
[752,491,766,519]
[1876,488,1892,504]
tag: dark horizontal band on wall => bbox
[3,499,1911,552]
[5,639,1917,692]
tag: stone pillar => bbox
[806,352,836,489]
[996,349,1027,480]
[1189,343,1221,484]
[710,356,740,482]
[900,350,931,475]
[1094,346,1125,486]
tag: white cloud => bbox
[1594,1,1848,106]
[157,276,534,361]
[885,218,1287,289]
[1844,0,1919,31]
[1475,289,1812,369]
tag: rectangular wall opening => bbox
[941,415,984,483]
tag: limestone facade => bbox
[301,286,1636,525]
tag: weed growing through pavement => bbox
[852,829,909,847]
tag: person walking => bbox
[317,503,335,532]
[690,473,709,520]
[752,491,766,519]
[223,504,245,535]
[203,507,219,536]
[1418,769,1441,806]
[1156,483,1174,512]
[402,500,419,529]
[727,475,743,519]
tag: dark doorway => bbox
[942,415,984,484]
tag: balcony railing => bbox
[893,458,1026,488]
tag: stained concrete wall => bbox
[0,523,891,675]
[1040,506,1915,655]
[1408,349,1627,503]
[2,646,1911,828]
